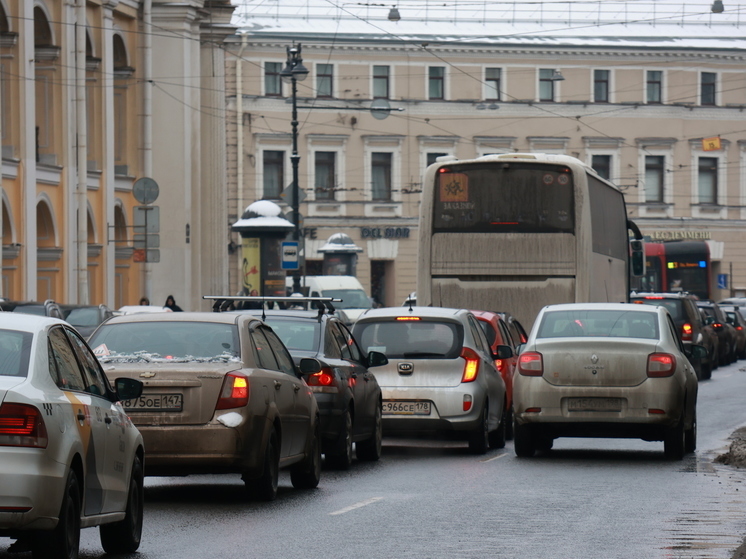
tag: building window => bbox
[701,72,716,106]
[644,155,665,203]
[698,157,718,204]
[594,70,610,103]
[539,69,556,102]
[263,150,284,199]
[428,67,445,100]
[371,152,392,201]
[591,155,611,180]
[265,62,282,96]
[373,65,389,99]
[315,151,336,201]
[427,152,447,167]
[485,68,501,101]
[647,71,662,104]
[316,64,333,98]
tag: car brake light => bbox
[306,367,339,393]
[463,394,472,412]
[460,347,480,382]
[0,403,48,448]
[738,326,744,331]
[495,359,505,373]
[216,373,250,410]
[518,352,543,376]
[645,296,664,299]
[647,353,676,377]
[681,323,693,342]
[396,316,420,321]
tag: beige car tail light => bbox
[518,352,543,376]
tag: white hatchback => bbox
[0,314,144,559]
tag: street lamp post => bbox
[280,44,309,295]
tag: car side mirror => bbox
[493,344,513,360]
[299,357,322,375]
[367,350,388,368]
[115,377,143,401]
[687,344,708,360]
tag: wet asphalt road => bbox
[4,362,746,559]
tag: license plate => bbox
[567,397,623,412]
[383,400,431,415]
[122,394,183,412]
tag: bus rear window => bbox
[433,162,575,233]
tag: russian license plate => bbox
[567,397,623,412]
[383,400,431,415]
[122,394,183,412]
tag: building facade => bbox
[225,1,746,306]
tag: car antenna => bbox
[408,299,414,312]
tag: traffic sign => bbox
[282,241,299,270]
[134,206,160,234]
[133,234,160,249]
[718,274,728,289]
[280,183,307,207]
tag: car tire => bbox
[356,403,383,462]
[505,405,514,440]
[468,405,490,455]
[326,408,353,470]
[32,469,81,559]
[248,429,279,501]
[291,420,321,489]
[535,432,554,452]
[664,417,686,460]
[488,404,507,449]
[700,359,712,381]
[513,421,535,458]
[685,410,697,454]
[100,455,144,554]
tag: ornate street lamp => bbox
[280,44,309,294]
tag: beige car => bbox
[513,303,703,460]
[88,312,321,500]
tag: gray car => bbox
[353,306,510,454]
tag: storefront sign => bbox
[360,227,410,239]
[649,230,710,241]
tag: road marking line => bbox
[329,497,383,516]
[480,452,507,463]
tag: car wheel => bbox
[505,405,514,440]
[100,455,144,554]
[664,417,686,460]
[326,408,353,470]
[700,359,712,381]
[513,421,535,458]
[468,405,489,455]
[488,404,507,449]
[32,469,81,559]
[535,432,554,452]
[356,403,383,462]
[248,429,279,501]
[291,420,322,489]
[685,409,697,454]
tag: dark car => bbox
[631,292,717,379]
[697,300,738,367]
[256,305,387,469]
[0,299,64,319]
[724,307,746,360]
[60,303,115,338]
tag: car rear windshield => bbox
[631,298,684,321]
[354,319,463,359]
[63,307,101,327]
[12,306,45,316]
[89,322,240,362]
[320,289,372,310]
[264,318,319,352]
[0,329,32,377]
[537,309,659,340]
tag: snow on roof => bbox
[232,0,746,50]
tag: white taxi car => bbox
[0,314,144,559]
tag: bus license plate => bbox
[383,400,431,415]
[122,394,183,412]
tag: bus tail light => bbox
[216,373,250,410]
[681,323,693,342]
[0,403,48,448]
[518,352,543,376]
[460,348,480,383]
[647,353,676,377]
[306,367,339,393]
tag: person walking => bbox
[139,297,150,305]
[164,295,183,312]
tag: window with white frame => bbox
[485,68,501,101]
[539,69,557,102]
[316,63,333,98]
[594,70,610,103]
[698,157,718,204]
[314,151,336,201]
[701,72,716,106]
[647,71,662,104]
[428,67,445,100]
[371,152,392,201]
[265,62,282,96]
[262,150,284,199]
[591,154,612,181]
[373,65,389,99]
[644,155,665,203]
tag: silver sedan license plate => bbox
[383,400,431,415]
[567,397,623,412]
[122,394,183,412]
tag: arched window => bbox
[33,7,53,47]
[36,200,56,248]
[0,3,9,34]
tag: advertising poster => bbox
[241,237,261,294]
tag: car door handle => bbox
[294,385,300,392]
[105,416,112,424]
[77,411,86,421]
[274,381,282,390]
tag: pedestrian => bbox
[164,295,183,312]
[245,289,263,310]
[139,297,150,306]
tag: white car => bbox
[0,314,145,559]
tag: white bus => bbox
[417,153,641,330]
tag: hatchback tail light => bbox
[0,403,48,448]
[495,359,505,374]
[460,348,480,383]
[681,323,693,342]
[306,367,339,393]
[216,373,250,410]
[518,352,543,376]
[647,353,676,377]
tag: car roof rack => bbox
[203,295,342,320]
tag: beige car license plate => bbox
[383,400,431,415]
[122,394,183,412]
[567,397,623,412]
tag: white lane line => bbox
[329,497,383,516]
[480,452,507,463]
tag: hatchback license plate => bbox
[383,400,431,415]
[122,394,183,412]
[567,397,623,412]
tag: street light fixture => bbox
[280,44,309,294]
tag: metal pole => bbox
[291,74,301,294]
[76,0,89,304]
